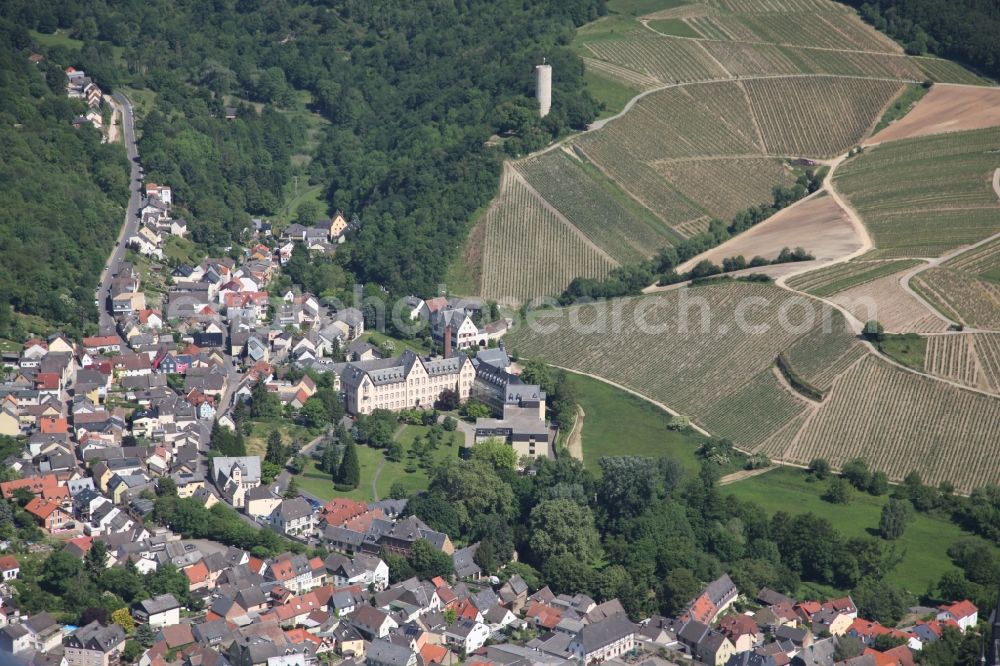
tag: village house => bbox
[64,621,126,666]
[211,456,262,508]
[133,594,182,628]
[268,497,316,537]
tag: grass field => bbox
[583,69,642,119]
[648,18,702,38]
[294,424,462,502]
[879,333,926,371]
[722,466,999,593]
[30,30,84,49]
[570,372,707,474]
[357,330,432,357]
[245,418,317,458]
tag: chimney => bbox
[443,325,452,359]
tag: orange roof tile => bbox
[939,600,977,620]
[421,643,450,665]
[184,560,209,584]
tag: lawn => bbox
[164,236,202,266]
[118,87,158,125]
[647,18,701,38]
[246,418,317,458]
[880,333,926,371]
[570,372,707,475]
[30,30,84,49]
[584,70,641,120]
[358,331,432,357]
[721,466,996,594]
[294,424,462,503]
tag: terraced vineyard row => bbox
[507,283,862,445]
[836,127,1000,257]
[700,369,808,446]
[581,57,659,90]
[578,82,762,162]
[479,170,616,303]
[702,0,851,13]
[753,410,811,459]
[688,12,901,53]
[653,157,792,220]
[583,35,727,86]
[946,236,1000,273]
[913,268,1000,329]
[975,334,1000,391]
[789,355,1000,492]
[786,259,923,296]
[744,77,904,157]
[780,321,867,392]
[837,129,1000,212]
[516,151,677,264]
[915,57,995,86]
[924,334,978,388]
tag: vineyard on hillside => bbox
[686,11,901,52]
[829,265,952,333]
[836,127,1000,257]
[654,157,793,220]
[786,259,923,296]
[786,355,1000,492]
[779,321,868,392]
[508,282,840,440]
[913,268,1000,330]
[479,168,616,304]
[923,334,985,390]
[583,34,727,85]
[744,77,904,157]
[508,282,1000,491]
[515,151,677,264]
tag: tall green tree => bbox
[337,441,360,490]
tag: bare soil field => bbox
[676,193,862,273]
[829,266,952,334]
[868,85,1000,145]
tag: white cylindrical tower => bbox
[536,63,552,118]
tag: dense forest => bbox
[0,19,129,336]
[1,0,606,321]
[840,0,1000,76]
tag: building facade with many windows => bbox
[338,351,474,415]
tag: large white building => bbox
[338,350,475,415]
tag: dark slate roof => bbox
[576,613,636,653]
[365,638,414,666]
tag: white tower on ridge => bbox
[536,60,552,118]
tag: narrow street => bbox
[97,92,142,336]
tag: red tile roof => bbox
[184,560,209,585]
[0,556,18,572]
[421,643,450,665]
[39,416,68,434]
[0,474,60,499]
[25,497,63,520]
[939,600,977,620]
